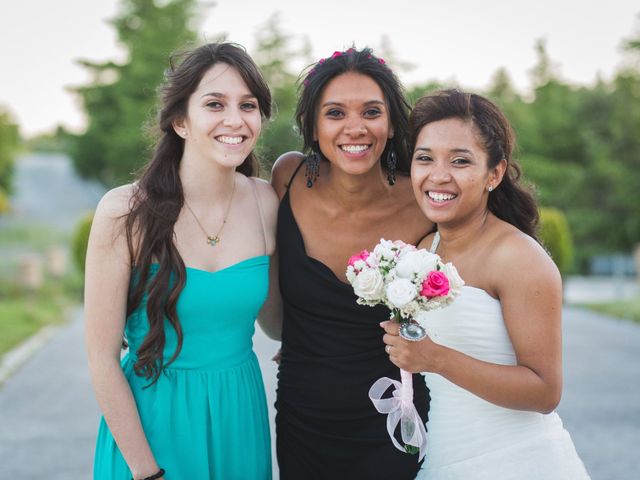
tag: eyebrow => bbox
[414,147,473,154]
[321,99,386,108]
[200,92,257,100]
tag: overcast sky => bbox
[1,0,638,136]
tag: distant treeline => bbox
[28,0,640,271]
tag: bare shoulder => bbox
[94,183,136,219]
[488,224,561,295]
[393,174,415,202]
[86,185,137,267]
[271,151,305,198]
[250,176,279,216]
[417,232,438,250]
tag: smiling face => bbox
[314,72,392,177]
[411,117,505,226]
[175,62,262,169]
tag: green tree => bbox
[26,125,74,154]
[539,207,574,275]
[252,14,302,174]
[0,107,20,212]
[71,0,199,186]
[407,80,445,106]
[498,32,640,269]
[604,28,640,252]
[72,212,95,274]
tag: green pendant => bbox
[207,235,220,246]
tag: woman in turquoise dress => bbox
[84,43,281,480]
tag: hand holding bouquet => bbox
[346,238,464,460]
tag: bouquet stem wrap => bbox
[368,368,427,461]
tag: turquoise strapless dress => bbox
[93,256,272,479]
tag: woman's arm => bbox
[252,177,283,340]
[84,186,163,479]
[383,233,563,414]
[257,252,283,340]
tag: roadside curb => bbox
[0,323,65,388]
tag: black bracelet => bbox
[132,468,165,480]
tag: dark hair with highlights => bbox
[296,47,411,174]
[124,43,271,385]
[410,89,539,239]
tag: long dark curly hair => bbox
[410,89,539,239]
[124,43,271,385]
[296,47,412,175]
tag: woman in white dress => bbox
[381,89,590,479]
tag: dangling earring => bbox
[305,143,321,188]
[385,140,397,186]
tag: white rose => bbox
[373,245,394,262]
[365,254,379,268]
[374,239,397,262]
[441,262,465,293]
[395,250,439,279]
[353,259,367,271]
[353,268,385,301]
[346,266,357,284]
[386,278,418,309]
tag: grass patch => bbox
[584,297,640,324]
[0,223,69,250]
[0,272,83,356]
[0,218,86,357]
[0,297,68,354]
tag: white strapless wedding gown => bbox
[416,235,590,479]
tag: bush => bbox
[0,187,9,214]
[539,207,574,275]
[72,212,94,274]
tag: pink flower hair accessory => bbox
[302,48,387,88]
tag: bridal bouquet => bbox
[346,238,464,460]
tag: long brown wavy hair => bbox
[124,43,272,385]
[410,89,539,239]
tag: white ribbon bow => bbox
[368,369,427,461]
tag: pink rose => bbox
[420,271,450,298]
[348,250,370,267]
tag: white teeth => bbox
[341,144,369,154]
[217,136,243,145]
[428,191,457,203]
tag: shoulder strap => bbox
[249,178,268,255]
[429,232,440,253]
[286,157,307,190]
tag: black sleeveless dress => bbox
[275,169,430,479]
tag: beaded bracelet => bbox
[133,468,165,480]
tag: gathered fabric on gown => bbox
[416,233,589,480]
[275,166,429,480]
[93,257,272,479]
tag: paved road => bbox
[0,306,638,479]
[557,308,640,479]
[0,308,280,479]
[1,154,638,477]
[0,153,106,231]
[0,309,100,479]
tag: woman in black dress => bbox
[271,47,433,479]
